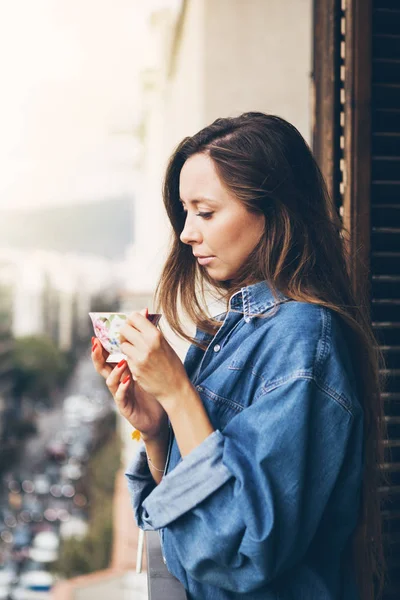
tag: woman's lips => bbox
[197,256,215,266]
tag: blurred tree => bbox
[11,335,69,405]
[0,292,47,472]
[53,517,113,579]
[52,536,92,578]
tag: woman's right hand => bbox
[91,335,169,441]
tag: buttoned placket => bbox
[193,311,238,387]
[193,286,258,387]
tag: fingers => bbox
[105,360,130,396]
[114,371,132,413]
[91,338,112,379]
[123,307,151,338]
[91,335,133,406]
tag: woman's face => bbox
[179,153,265,281]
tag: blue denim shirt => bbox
[126,281,363,599]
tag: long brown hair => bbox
[154,112,385,598]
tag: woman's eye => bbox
[196,212,213,219]
[181,208,213,220]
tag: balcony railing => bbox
[146,531,187,599]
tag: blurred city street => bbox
[0,349,118,599]
[21,350,110,473]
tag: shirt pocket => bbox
[195,383,243,430]
[200,354,264,414]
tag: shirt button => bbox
[213,344,221,352]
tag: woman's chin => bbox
[201,262,236,282]
[210,271,234,283]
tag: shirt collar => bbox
[229,280,290,321]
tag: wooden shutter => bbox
[371,1,400,597]
[314,0,400,596]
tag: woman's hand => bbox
[91,319,168,441]
[119,308,191,406]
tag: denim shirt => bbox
[126,281,363,599]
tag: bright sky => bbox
[0,0,177,211]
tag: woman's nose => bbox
[180,215,202,245]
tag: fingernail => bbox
[92,342,97,352]
[122,375,130,384]
[117,359,126,368]
[91,336,95,345]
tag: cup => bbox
[89,312,162,363]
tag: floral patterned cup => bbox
[89,312,162,363]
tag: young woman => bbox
[91,112,385,599]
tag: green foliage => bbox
[11,335,69,403]
[53,518,113,579]
[52,537,92,579]
[89,428,121,498]
[53,429,121,579]
[90,410,118,456]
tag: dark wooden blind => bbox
[314,0,400,596]
[371,1,400,597]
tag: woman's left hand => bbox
[119,308,190,405]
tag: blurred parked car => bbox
[29,530,59,564]
[67,443,88,462]
[21,497,43,523]
[28,547,57,564]
[43,465,59,486]
[0,561,17,588]
[45,442,67,463]
[31,532,58,553]
[59,517,88,540]
[32,477,50,497]
[13,526,31,548]
[60,463,82,481]
[64,394,102,425]
[0,585,9,600]
[14,569,53,595]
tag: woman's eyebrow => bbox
[179,196,218,206]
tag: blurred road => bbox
[0,348,118,600]
[22,351,110,473]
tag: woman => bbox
[91,112,385,599]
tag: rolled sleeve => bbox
[126,430,232,530]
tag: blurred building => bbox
[127,0,312,359]
[12,256,46,339]
[0,248,120,353]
